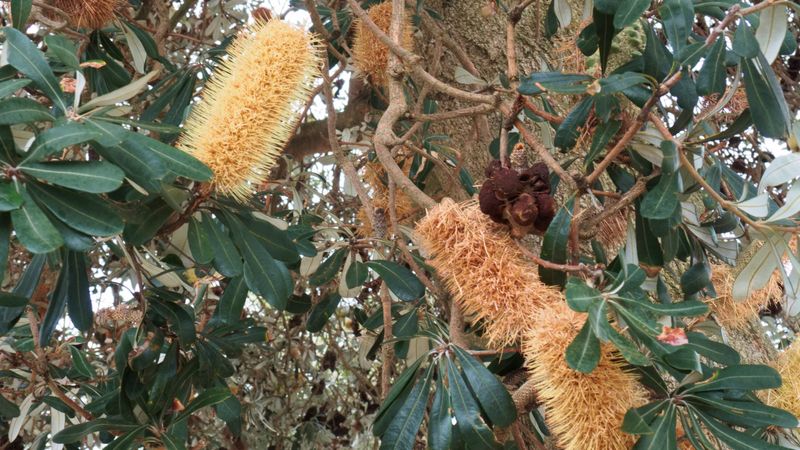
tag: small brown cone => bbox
[522,301,648,450]
[414,199,563,348]
[351,2,414,86]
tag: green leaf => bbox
[428,375,452,450]
[68,345,95,379]
[346,260,369,288]
[641,172,681,220]
[0,79,31,99]
[659,0,693,54]
[202,214,243,278]
[306,293,342,333]
[622,402,663,435]
[742,55,790,139]
[683,365,782,394]
[11,187,63,254]
[689,395,798,428]
[565,321,601,373]
[0,292,29,307]
[39,260,68,346]
[445,357,499,449]
[237,231,292,310]
[594,8,617,73]
[0,97,54,125]
[565,277,602,312]
[2,27,68,112]
[161,433,187,450]
[733,19,760,58]
[539,200,573,286]
[94,139,168,193]
[374,356,426,436]
[187,218,213,264]
[10,0,32,29]
[242,216,300,264]
[685,332,740,366]
[585,119,621,164]
[44,35,80,70]
[53,418,141,444]
[20,162,124,193]
[635,205,664,267]
[555,97,594,150]
[123,133,212,182]
[63,251,92,331]
[0,183,23,212]
[366,261,425,302]
[380,365,433,450]
[633,404,677,450]
[518,72,594,95]
[618,296,708,316]
[27,183,123,237]
[103,425,147,450]
[680,262,711,295]
[149,299,195,344]
[123,200,173,245]
[215,394,242,437]
[697,38,727,96]
[172,387,232,424]
[0,394,20,418]
[24,122,103,162]
[614,0,649,29]
[453,346,516,427]
[599,73,650,94]
[643,23,673,81]
[309,247,348,286]
[693,408,788,450]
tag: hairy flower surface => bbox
[414,199,562,347]
[51,0,120,29]
[522,301,647,450]
[766,340,800,419]
[179,20,321,201]
[710,263,781,330]
[351,2,413,86]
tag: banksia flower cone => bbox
[357,152,415,236]
[596,204,630,256]
[765,340,800,419]
[709,262,782,330]
[522,301,648,450]
[351,2,414,86]
[414,199,562,348]
[179,20,321,201]
[51,0,120,29]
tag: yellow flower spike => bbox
[178,19,322,202]
[51,0,121,29]
[351,2,414,86]
[709,262,782,330]
[414,199,562,348]
[766,340,800,419]
[522,301,648,450]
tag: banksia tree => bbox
[50,0,120,29]
[415,199,562,347]
[351,2,414,86]
[522,300,648,450]
[178,19,321,201]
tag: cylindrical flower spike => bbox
[178,19,322,202]
[51,0,120,29]
[765,340,800,420]
[414,199,562,348]
[351,2,414,86]
[709,262,782,330]
[522,301,648,450]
